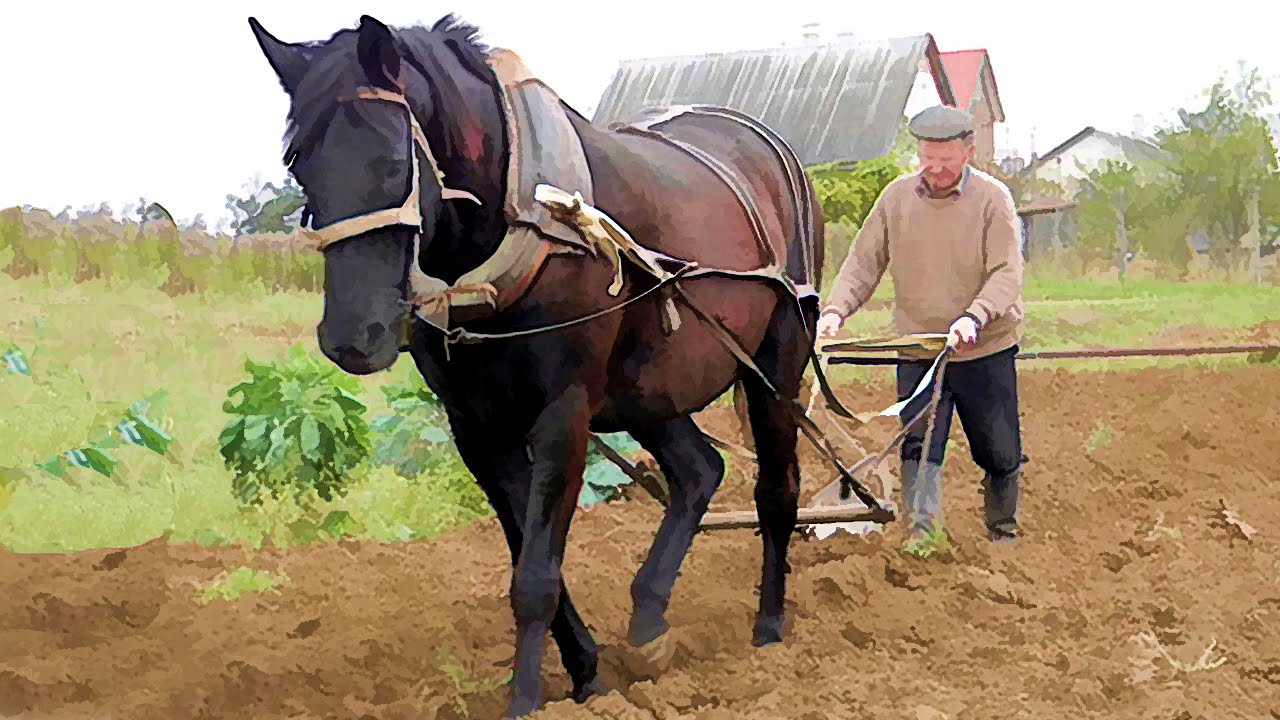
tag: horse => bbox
[248,13,827,717]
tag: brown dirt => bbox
[3,366,1280,720]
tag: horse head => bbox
[248,14,507,374]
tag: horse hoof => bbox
[572,674,608,704]
[751,617,785,647]
[626,607,670,647]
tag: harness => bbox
[295,53,892,517]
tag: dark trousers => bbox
[897,345,1023,479]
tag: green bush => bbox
[218,344,371,503]
[369,378,453,479]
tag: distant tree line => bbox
[1003,64,1280,280]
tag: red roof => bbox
[939,49,987,111]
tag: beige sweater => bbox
[824,167,1025,361]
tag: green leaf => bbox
[243,415,269,443]
[3,347,30,376]
[421,426,451,444]
[318,510,362,538]
[35,457,68,478]
[332,387,367,414]
[64,447,119,477]
[299,416,321,461]
[578,483,612,507]
[117,412,173,455]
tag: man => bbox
[817,104,1025,544]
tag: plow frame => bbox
[591,338,1280,536]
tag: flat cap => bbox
[908,105,974,141]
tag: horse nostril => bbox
[366,322,387,345]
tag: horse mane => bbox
[281,14,494,169]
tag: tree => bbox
[226,176,307,236]
[1153,63,1280,270]
[805,116,917,227]
[1075,160,1140,277]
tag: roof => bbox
[591,34,955,166]
[1017,199,1078,216]
[938,49,1004,122]
[1025,126,1169,174]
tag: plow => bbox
[593,335,1280,537]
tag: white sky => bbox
[3,0,1278,230]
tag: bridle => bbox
[298,87,482,251]
[297,87,486,343]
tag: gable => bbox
[938,49,1004,122]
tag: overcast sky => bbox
[3,0,1278,229]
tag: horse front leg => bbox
[505,384,592,718]
[450,422,605,706]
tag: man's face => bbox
[918,138,975,190]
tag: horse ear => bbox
[248,17,312,95]
[357,15,402,90]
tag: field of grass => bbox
[0,272,493,554]
[2,209,1278,555]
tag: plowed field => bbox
[3,365,1279,719]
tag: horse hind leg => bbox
[624,415,727,647]
[740,296,815,646]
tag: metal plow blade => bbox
[803,475,899,540]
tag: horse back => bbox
[563,108,818,294]
[606,106,823,298]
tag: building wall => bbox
[965,76,997,169]
[973,103,996,168]
[1029,134,1133,196]
[1021,208,1079,258]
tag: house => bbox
[937,49,1005,168]
[1017,199,1079,259]
[1021,126,1170,197]
[592,33,957,167]
[1014,126,1180,258]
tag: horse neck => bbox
[417,60,509,283]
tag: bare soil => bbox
[3,365,1279,719]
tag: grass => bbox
[820,261,1280,385]
[1085,424,1115,453]
[901,524,950,558]
[0,272,489,554]
[1,211,1277,554]
[196,566,289,604]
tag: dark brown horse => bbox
[249,13,825,717]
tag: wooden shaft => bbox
[699,505,896,532]
[827,343,1280,366]
[590,436,669,508]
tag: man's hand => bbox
[817,311,844,339]
[947,315,978,352]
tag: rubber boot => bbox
[901,458,944,537]
[982,469,1022,542]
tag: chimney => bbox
[801,22,821,45]
[1132,113,1146,138]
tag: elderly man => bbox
[817,104,1026,545]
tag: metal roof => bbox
[592,34,949,167]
